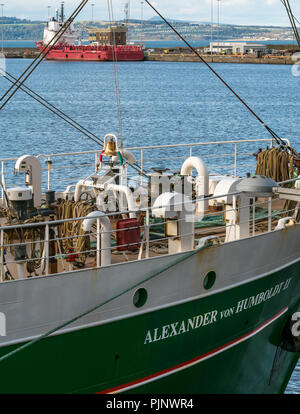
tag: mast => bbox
[281,0,300,48]
[1,3,4,54]
[60,1,65,23]
[210,0,213,56]
[124,1,130,26]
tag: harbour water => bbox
[0,58,299,393]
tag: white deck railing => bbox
[0,138,290,200]
[0,188,294,282]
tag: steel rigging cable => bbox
[0,69,104,148]
[281,0,300,48]
[107,0,124,148]
[144,0,296,153]
[0,0,88,110]
[0,69,148,177]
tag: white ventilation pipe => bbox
[14,155,42,207]
[82,211,111,266]
[180,156,209,215]
[74,179,94,202]
[106,183,136,218]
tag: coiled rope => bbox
[255,147,294,183]
[58,200,96,266]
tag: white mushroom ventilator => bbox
[14,155,42,208]
[82,211,112,266]
[180,156,209,216]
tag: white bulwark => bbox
[204,41,268,55]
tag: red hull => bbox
[36,42,144,61]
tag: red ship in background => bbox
[36,2,144,62]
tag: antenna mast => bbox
[124,1,130,26]
[60,1,65,23]
[281,0,300,48]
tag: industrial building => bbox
[204,41,268,55]
[86,25,128,46]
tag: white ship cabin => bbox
[43,4,80,46]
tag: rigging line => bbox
[144,0,290,150]
[107,0,123,148]
[0,0,88,110]
[282,0,300,38]
[0,71,104,148]
[0,0,88,105]
[282,0,300,45]
[0,1,88,104]
[2,69,150,177]
[280,0,300,26]
[108,0,123,146]
[0,70,149,176]
[281,0,300,47]
[0,69,104,146]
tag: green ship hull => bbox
[0,259,298,394]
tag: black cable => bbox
[0,69,150,177]
[281,0,300,48]
[0,0,88,110]
[144,0,294,152]
[0,69,104,148]
[0,0,87,104]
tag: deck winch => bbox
[7,187,33,221]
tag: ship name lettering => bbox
[235,280,289,314]
[144,310,218,344]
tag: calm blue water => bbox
[0,58,299,393]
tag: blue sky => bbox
[1,0,300,26]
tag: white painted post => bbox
[232,195,237,240]
[47,157,51,191]
[234,143,237,177]
[0,229,4,282]
[96,216,101,267]
[95,152,98,172]
[1,161,4,202]
[268,197,272,232]
[140,150,144,186]
[45,224,49,276]
[252,197,256,236]
[145,209,150,259]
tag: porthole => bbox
[203,271,216,290]
[133,288,148,308]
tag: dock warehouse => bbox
[204,42,268,55]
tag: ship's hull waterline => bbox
[36,43,145,62]
[0,227,299,394]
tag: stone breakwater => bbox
[2,48,39,59]
[145,52,294,65]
